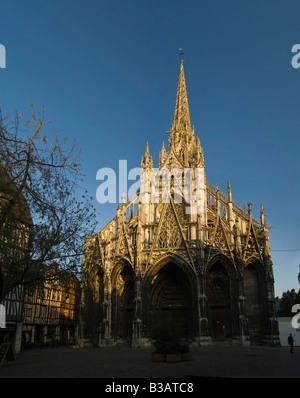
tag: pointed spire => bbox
[195,136,204,167]
[159,141,167,168]
[171,59,192,136]
[165,58,204,169]
[167,58,198,168]
[234,217,242,256]
[145,141,150,156]
[260,202,272,257]
[227,180,232,202]
[247,202,252,217]
[141,141,153,170]
[260,202,266,226]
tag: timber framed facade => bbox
[82,60,279,347]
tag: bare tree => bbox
[0,104,96,300]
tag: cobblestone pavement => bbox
[0,344,299,379]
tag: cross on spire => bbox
[179,48,184,60]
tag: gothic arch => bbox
[207,253,237,276]
[110,258,135,343]
[206,253,239,340]
[245,255,264,270]
[111,257,134,287]
[145,252,197,283]
[143,254,199,339]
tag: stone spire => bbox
[227,180,232,202]
[141,141,153,170]
[195,136,204,167]
[168,59,197,167]
[260,202,266,226]
[171,58,192,136]
[159,141,167,168]
[260,202,272,258]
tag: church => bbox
[82,59,279,347]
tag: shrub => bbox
[152,325,189,354]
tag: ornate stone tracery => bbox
[82,59,279,348]
[156,204,182,249]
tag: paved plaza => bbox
[0,344,299,379]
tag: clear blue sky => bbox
[1,0,300,297]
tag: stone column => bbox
[99,272,113,347]
[198,272,211,345]
[102,299,111,341]
[199,294,211,345]
[238,295,250,346]
[236,263,250,346]
[260,205,280,346]
[263,272,280,346]
[132,277,142,347]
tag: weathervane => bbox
[179,48,184,60]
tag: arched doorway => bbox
[112,262,135,343]
[244,263,264,344]
[148,262,195,339]
[207,258,236,340]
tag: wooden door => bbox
[211,307,226,339]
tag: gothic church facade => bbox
[83,60,279,347]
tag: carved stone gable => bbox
[157,203,182,249]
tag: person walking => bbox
[288,333,294,353]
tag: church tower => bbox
[82,59,279,348]
[159,59,204,171]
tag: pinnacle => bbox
[145,141,150,155]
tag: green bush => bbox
[152,326,189,354]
